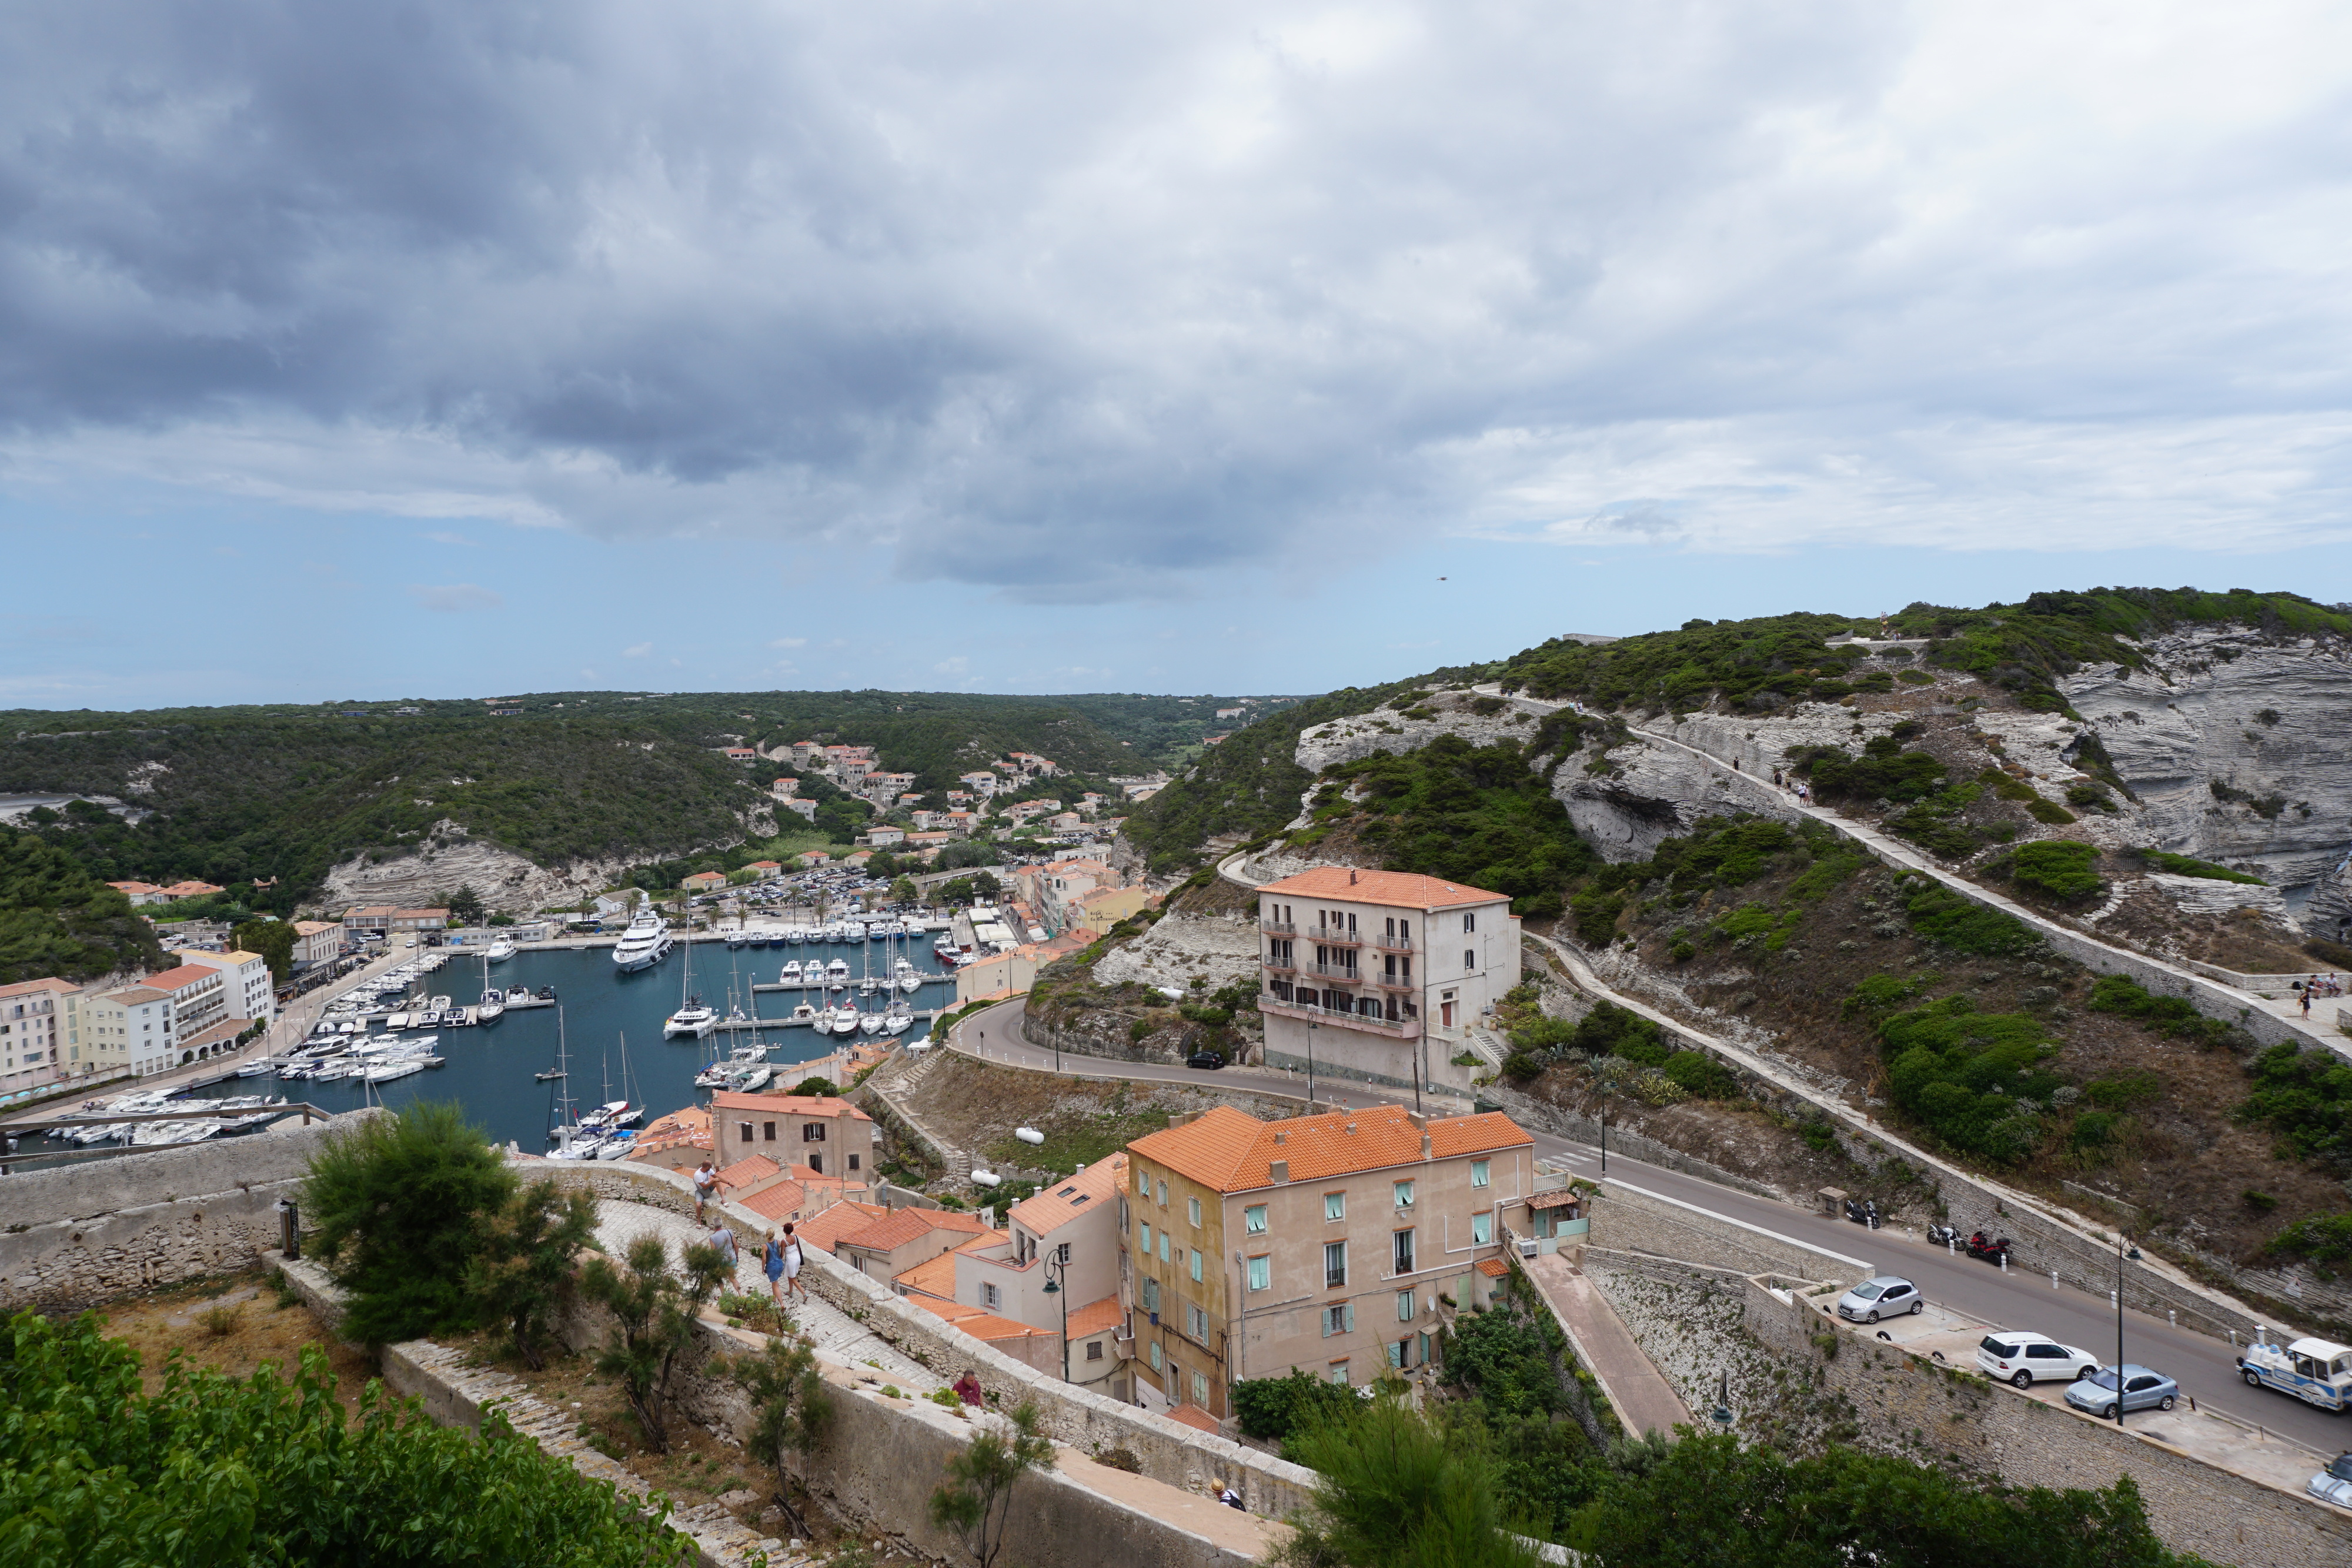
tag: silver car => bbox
[1835,1275,1924,1324]
[2308,1452,2352,1510]
[2063,1363,2177,1418]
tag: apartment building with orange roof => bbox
[1254,866,1520,1096]
[708,1090,875,1182]
[829,1206,996,1283]
[1121,1102,1532,1421]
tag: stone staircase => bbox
[860,1045,972,1184]
[1464,1024,1509,1074]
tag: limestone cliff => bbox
[315,820,633,914]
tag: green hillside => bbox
[0,826,165,984]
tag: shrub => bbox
[2085,975,2237,1047]
[579,1233,731,1453]
[790,1076,840,1096]
[1876,998,2062,1164]
[1571,888,1625,945]
[1663,1050,1737,1099]
[2130,848,2266,885]
[1896,878,2039,955]
[2007,839,2102,900]
[1574,1002,1666,1066]
[2264,1211,2352,1266]
[2024,798,2078,825]
[1232,1367,1362,1441]
[2065,784,2114,811]
[1792,738,1947,803]
[466,1178,600,1370]
[2237,1043,2352,1166]
[300,1101,518,1345]
[930,1402,1053,1568]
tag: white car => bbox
[2308,1452,2352,1510]
[1835,1275,1923,1324]
[1976,1331,2100,1388]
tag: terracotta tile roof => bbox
[786,1201,890,1253]
[913,1299,1054,1344]
[837,1206,993,1255]
[1476,1257,1509,1278]
[710,1091,873,1122]
[1161,1403,1222,1435]
[1129,1103,1531,1193]
[718,1155,782,1186]
[739,1181,811,1223]
[1008,1154,1126,1237]
[142,964,221,991]
[1254,867,1509,910]
[1064,1294,1125,1338]
[893,1250,961,1302]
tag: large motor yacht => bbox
[611,908,673,971]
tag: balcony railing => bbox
[1312,929,1364,948]
[1373,932,1415,953]
[1306,962,1362,983]
[1374,972,1416,991]
[1259,995,1422,1039]
[1259,920,1296,937]
[1262,954,1298,974]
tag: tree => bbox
[891,875,918,904]
[928,1401,1054,1568]
[579,1232,730,1453]
[790,1076,839,1097]
[1278,1396,1544,1568]
[446,884,487,926]
[466,1178,599,1370]
[730,1333,837,1533]
[300,1101,517,1344]
[1232,1368,1361,1442]
[233,917,298,982]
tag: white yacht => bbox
[784,1001,821,1028]
[825,957,850,984]
[612,908,673,972]
[486,939,517,963]
[664,997,717,1038]
[780,959,803,984]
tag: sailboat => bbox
[544,1010,600,1158]
[664,921,717,1039]
[534,1005,569,1081]
[476,948,506,1023]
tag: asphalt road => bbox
[958,999,2351,1456]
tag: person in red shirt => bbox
[953,1369,983,1407]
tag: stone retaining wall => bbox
[531,1158,1325,1524]
[1585,1182,1871,1289]
[0,1112,376,1313]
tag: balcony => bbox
[1312,929,1364,948]
[1262,953,1298,974]
[1258,995,1422,1039]
[1306,961,1362,983]
[1373,932,1415,954]
[1259,920,1296,937]
[1374,972,1416,991]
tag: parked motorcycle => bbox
[1925,1222,1960,1249]
[1965,1232,2012,1264]
[1843,1197,1880,1229]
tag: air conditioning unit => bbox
[1517,1238,1539,1259]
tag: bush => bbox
[790,1076,840,1096]
[1792,737,1947,803]
[2086,975,2237,1047]
[301,1101,517,1345]
[2007,839,2102,901]
[1896,878,2039,955]
[0,1310,691,1565]
[2264,1211,2352,1266]
[2024,798,2078,825]
[1876,997,2062,1164]
[2131,848,2266,885]
[1232,1367,1362,1441]
[1281,1397,1546,1568]
[2237,1042,2352,1166]
[1663,1049,1737,1099]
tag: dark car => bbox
[1185,1051,1225,1070]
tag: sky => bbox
[5,1,2351,709]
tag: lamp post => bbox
[2114,1231,2126,1429]
[1043,1242,1072,1383]
[1306,1019,1318,1108]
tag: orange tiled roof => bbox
[838,1206,993,1255]
[893,1250,961,1302]
[142,964,222,991]
[739,1181,811,1223]
[717,1155,781,1186]
[913,1298,1054,1344]
[1128,1103,1530,1194]
[1476,1257,1509,1278]
[1008,1154,1125,1237]
[1064,1294,1125,1338]
[710,1091,873,1122]
[1254,867,1509,910]
[1161,1403,1222,1434]
[787,1201,890,1253]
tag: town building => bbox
[139,964,233,1045]
[105,881,171,907]
[707,1091,876,1182]
[1007,753,1060,778]
[744,860,784,880]
[681,870,729,892]
[830,1206,997,1284]
[780,798,820,822]
[957,771,1001,797]
[864,827,906,847]
[0,977,74,1098]
[177,949,277,1024]
[290,921,345,971]
[796,850,831,868]
[771,777,802,799]
[1122,1104,1533,1419]
[1254,868,1519,1096]
[79,984,181,1076]
[1071,885,1155,936]
[951,932,1088,1006]
[341,906,450,936]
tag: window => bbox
[738,1122,754,1143]
[1157,1180,1168,1207]
[1149,1342,1162,1371]
[1248,1255,1271,1291]
[1465,949,1476,971]
[1470,1159,1490,1188]
[1325,1241,1348,1288]
[1188,1197,1202,1228]
[1472,1213,1492,1245]
[1142,1277,1161,1313]
[1393,1180,1415,1209]
[983,1283,1001,1309]
[1464,913,1476,933]
[1137,1165,1150,1195]
[1087,1340,1104,1361]
[1140,1221,1152,1251]
[1190,1248,1204,1283]
[1325,1192,1345,1222]
[803,1122,827,1141]
[1328,1362,1350,1385]
[1191,1371,1210,1406]
[848,1153,860,1171]
[1323,1303,1354,1338]
[1245,1205,1268,1235]
[1394,1230,1415,1274]
[808,1152,822,1174]
[1396,1290,1416,1322]
[1189,1304,1208,1340]
[763,1121,776,1141]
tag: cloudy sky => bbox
[5,1,2349,707]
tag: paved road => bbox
[954,998,2352,1456]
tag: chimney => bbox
[1349,868,1357,885]
[1420,1134,1433,1162]
[1273,1129,1287,1144]
[1269,1159,1289,1184]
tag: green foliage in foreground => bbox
[1319,734,1598,917]
[2006,839,2103,901]
[0,825,163,985]
[1231,1368,1362,1442]
[301,1101,519,1345]
[1877,997,2062,1166]
[2084,975,2241,1048]
[1567,1430,2198,1567]
[1278,1397,1546,1568]
[2237,1040,2352,1169]
[0,1310,690,1568]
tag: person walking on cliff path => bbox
[764,1229,789,1306]
[782,1223,808,1303]
[2301,984,2314,1019]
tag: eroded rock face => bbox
[316,820,631,914]
[1091,908,1261,992]
[1551,733,1804,862]
[2060,628,2352,892]
[1292,692,1545,773]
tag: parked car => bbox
[1835,1276,1923,1323]
[2063,1364,2177,1418]
[1185,1051,1225,1070]
[1976,1332,2099,1388]
[2307,1452,2352,1509]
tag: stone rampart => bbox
[1585,1181,1871,1288]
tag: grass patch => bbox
[983,1109,1172,1176]
[2130,848,2266,885]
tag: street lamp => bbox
[1041,1241,1072,1382]
[1305,1020,1318,1108]
[2114,1231,2127,1429]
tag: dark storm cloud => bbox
[5,1,2351,594]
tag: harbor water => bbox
[170,935,954,1149]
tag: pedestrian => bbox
[764,1228,788,1305]
[692,1158,724,1221]
[2301,987,2313,1019]
[953,1368,983,1407]
[1218,1483,1244,1511]
[782,1222,808,1302]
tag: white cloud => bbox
[424,530,477,547]
[623,641,652,657]
[405,583,503,613]
[769,637,807,648]
[580,667,597,678]
[933,655,970,676]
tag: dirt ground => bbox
[95,1269,379,1411]
[902,1052,1305,1176]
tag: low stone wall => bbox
[1745,1279,2352,1568]
[1585,1181,1871,1289]
[532,1158,1325,1524]
[1478,1078,1789,1202]
[1020,1008,1188,1066]
[0,1112,376,1313]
